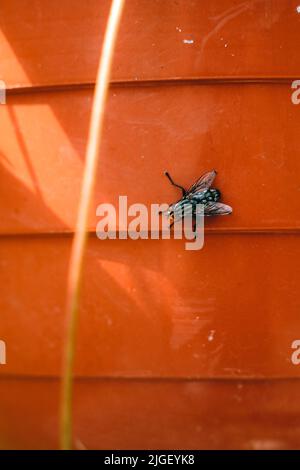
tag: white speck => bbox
[208,330,215,342]
[296,5,300,13]
[176,27,182,32]
[183,39,194,44]
[224,43,228,48]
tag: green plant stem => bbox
[60,0,125,450]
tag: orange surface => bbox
[0,235,300,378]
[1,0,300,88]
[0,84,299,233]
[0,0,300,449]
[1,378,300,450]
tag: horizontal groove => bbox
[5,76,298,95]
[1,374,300,383]
[0,227,299,240]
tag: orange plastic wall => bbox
[0,0,300,449]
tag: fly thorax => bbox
[191,188,221,204]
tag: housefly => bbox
[164,169,232,227]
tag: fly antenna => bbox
[164,171,186,196]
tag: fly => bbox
[163,169,232,227]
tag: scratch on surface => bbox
[198,1,252,60]
[170,299,215,349]
[209,0,252,22]
[74,438,87,450]
[248,439,286,450]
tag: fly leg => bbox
[193,219,197,239]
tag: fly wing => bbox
[187,170,217,195]
[204,202,233,216]
[173,199,194,222]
